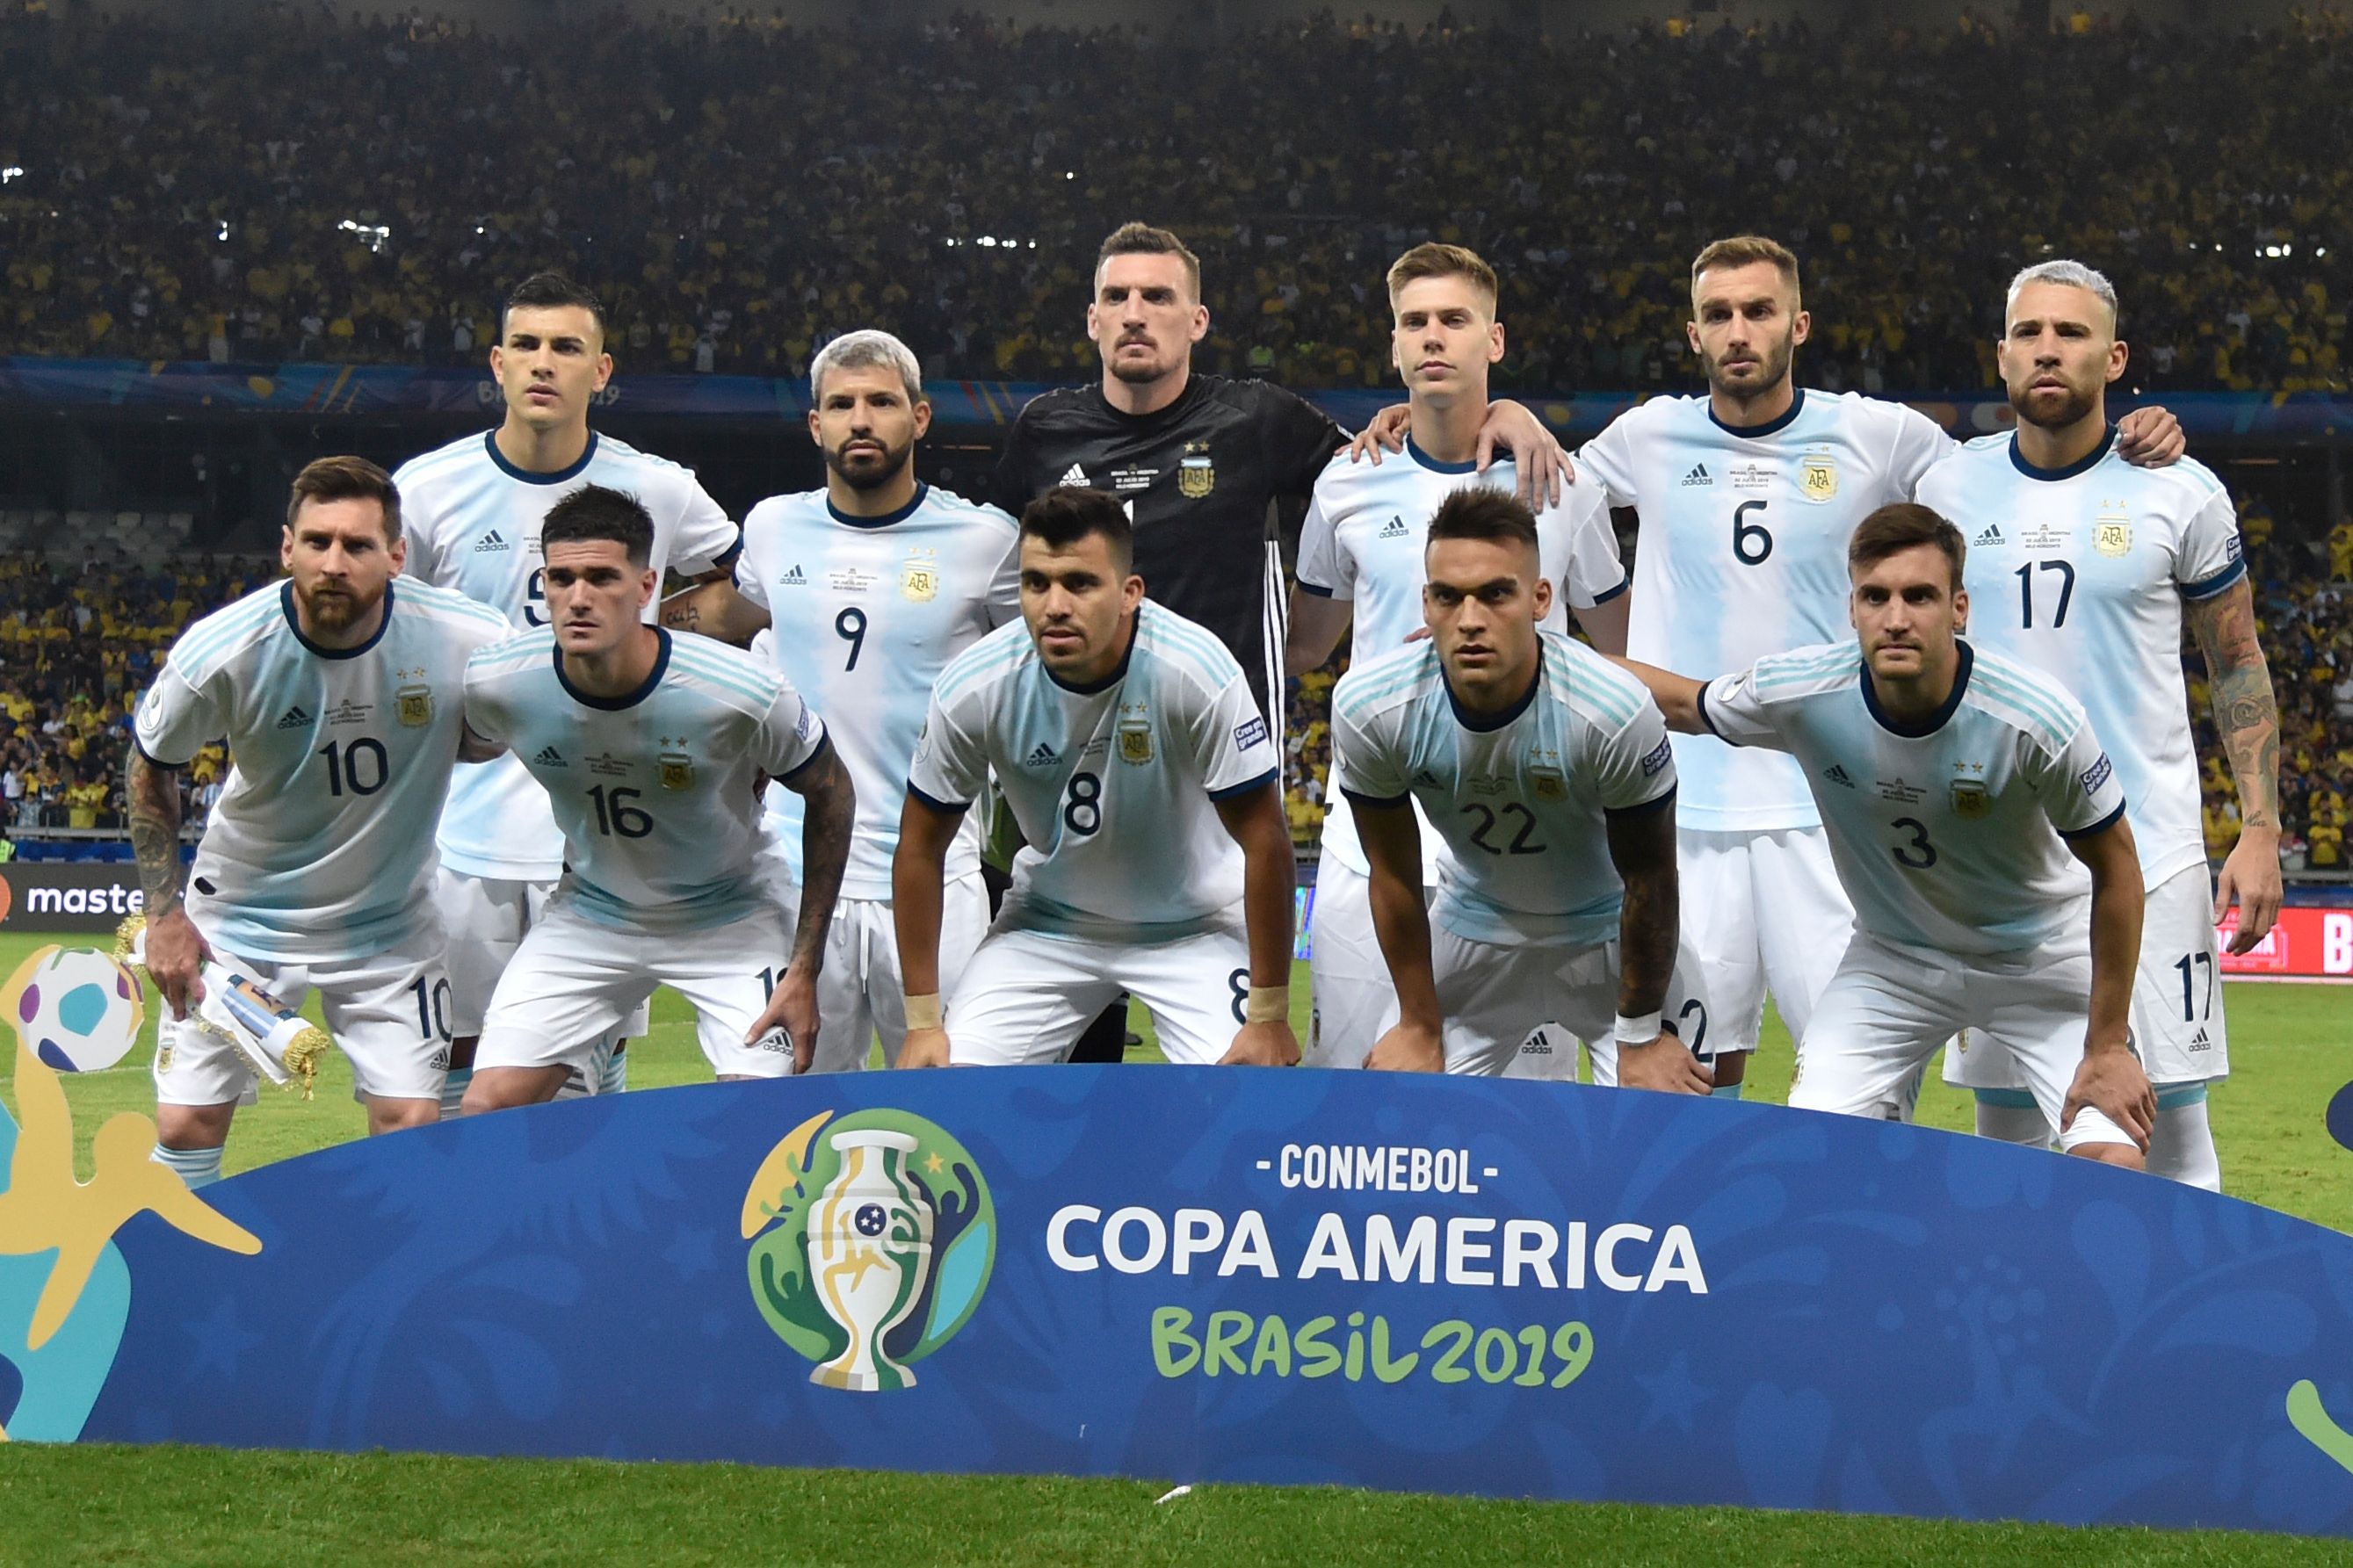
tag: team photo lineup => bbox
[121,217,2288,1196]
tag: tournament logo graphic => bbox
[1178,440,1216,498]
[742,1108,995,1392]
[1799,455,1838,502]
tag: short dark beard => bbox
[1705,329,1793,404]
[2011,380,2098,430]
[822,436,913,492]
[297,582,375,633]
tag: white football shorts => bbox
[1679,824,1853,1057]
[775,871,988,1073]
[438,866,651,1042]
[948,921,1254,1066]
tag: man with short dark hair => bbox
[1331,489,1708,1091]
[131,458,512,1184]
[458,485,856,1113]
[1619,502,2154,1167]
[894,488,1298,1069]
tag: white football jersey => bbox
[135,579,511,962]
[734,482,1020,899]
[462,629,827,935]
[1329,632,1675,949]
[395,430,741,880]
[1915,430,2244,889]
[909,603,1281,943]
[1577,389,1956,832]
[1699,639,2127,957]
[1295,437,1628,878]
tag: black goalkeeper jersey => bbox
[991,374,1343,725]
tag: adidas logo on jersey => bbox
[2190,1028,2212,1051]
[1025,742,1061,767]
[1377,515,1410,539]
[1681,463,1712,488]
[778,565,807,587]
[275,705,314,730]
[1974,524,2004,546]
[535,745,567,766]
[474,530,510,553]
[1823,763,1855,787]
[1413,769,1441,788]
[1059,463,1090,488]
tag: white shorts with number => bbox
[1305,858,1428,1070]
[474,900,796,1081]
[1944,864,2229,1093]
[1792,933,2136,1153]
[949,921,1251,1066]
[1374,925,1712,1081]
[438,867,652,1042]
[154,916,451,1107]
[775,872,988,1073]
[1680,825,1853,1058]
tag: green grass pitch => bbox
[2,929,2348,1561]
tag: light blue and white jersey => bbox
[462,630,828,935]
[1916,428,2242,889]
[908,603,1280,943]
[734,482,1019,899]
[134,578,511,962]
[1295,437,1628,878]
[1577,389,1956,832]
[395,430,742,881]
[1699,639,2127,957]
[1329,632,1675,948]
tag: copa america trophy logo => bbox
[742,1108,996,1393]
[807,1130,934,1391]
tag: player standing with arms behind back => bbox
[1575,235,2184,1097]
[1921,262,2281,1189]
[1286,243,1629,1072]
[396,272,742,1109]
[131,459,510,1185]
[894,488,1298,1069]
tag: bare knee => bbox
[2068,1141,2147,1173]
[155,1101,236,1150]
[365,1095,439,1136]
[459,1066,568,1115]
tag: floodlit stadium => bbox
[4,0,2353,1559]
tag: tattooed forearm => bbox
[2190,580,2282,831]
[786,746,857,970]
[1606,804,1678,1017]
[126,748,187,916]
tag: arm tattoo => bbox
[1606,807,1678,1016]
[2189,582,2282,831]
[787,748,856,969]
[126,749,187,916]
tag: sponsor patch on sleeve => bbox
[1640,736,1674,777]
[1234,716,1269,752]
[794,702,815,742]
[2226,532,2243,562]
[2080,752,2114,795]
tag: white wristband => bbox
[1613,1011,1663,1044]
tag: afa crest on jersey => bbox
[1118,703,1155,764]
[2095,515,2132,558]
[1950,779,1992,820]
[1528,756,1568,800]
[659,750,695,791]
[395,681,433,727]
[901,548,940,603]
[1799,455,1839,502]
[1178,440,1216,499]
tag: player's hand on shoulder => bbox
[1476,401,1573,510]
[1365,1021,1444,1073]
[2114,405,2185,467]
[2062,1039,2155,1152]
[1616,1034,1713,1095]
[145,909,213,1021]
[745,965,819,1074]
[1220,1020,1302,1068]
[899,1026,952,1069]
[1344,405,1411,465]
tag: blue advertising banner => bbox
[9,1054,2353,1535]
[3,358,2347,441]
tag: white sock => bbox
[2148,1090,2222,1191]
[1972,1091,2054,1149]
[152,1142,224,1189]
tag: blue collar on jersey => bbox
[2008,423,2116,481]
[1444,650,1542,733]
[827,481,930,529]
[1405,436,1479,475]
[1043,606,1140,696]
[1861,638,1974,739]
[483,430,600,486]
[554,626,672,710]
[1707,387,1806,439]
[279,578,394,661]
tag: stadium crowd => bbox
[4,4,2353,391]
